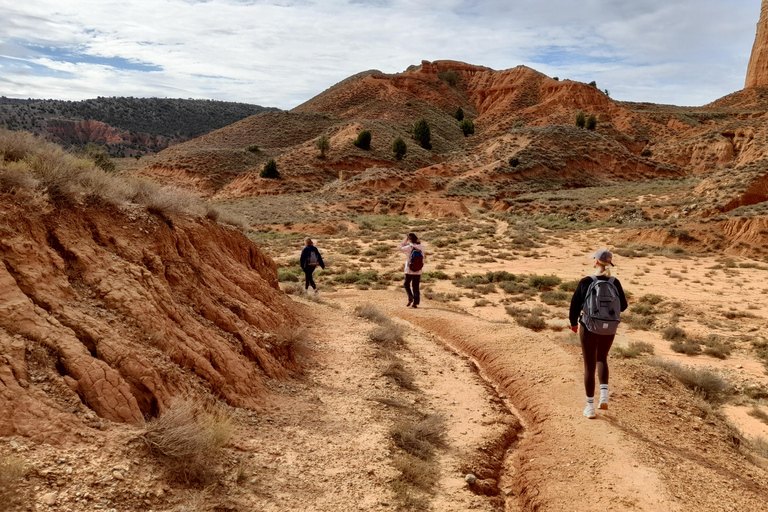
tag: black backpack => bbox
[581,276,621,335]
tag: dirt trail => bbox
[324,288,768,511]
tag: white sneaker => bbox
[583,404,596,419]
[598,398,608,410]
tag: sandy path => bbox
[325,288,768,511]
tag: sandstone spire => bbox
[746,0,768,88]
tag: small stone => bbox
[112,470,124,480]
[41,492,58,506]
[465,473,477,484]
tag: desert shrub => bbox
[559,280,580,292]
[355,303,389,324]
[486,271,516,282]
[393,137,407,160]
[509,156,520,167]
[79,142,115,172]
[641,148,652,157]
[383,360,418,390]
[245,143,260,153]
[722,310,757,320]
[142,397,233,485]
[622,312,654,330]
[333,270,379,285]
[474,298,492,307]
[505,305,547,331]
[585,114,597,131]
[423,270,449,280]
[648,359,730,402]
[392,454,437,490]
[527,274,562,291]
[702,339,731,359]
[663,326,687,341]
[459,119,475,137]
[670,340,702,356]
[613,341,655,359]
[0,455,26,505]
[630,341,655,355]
[748,407,768,425]
[454,107,464,121]
[639,294,664,305]
[271,324,309,351]
[588,80,597,88]
[369,321,405,346]
[277,267,301,282]
[540,290,570,306]
[751,437,768,459]
[260,159,280,179]
[316,135,330,158]
[412,119,432,150]
[498,281,531,294]
[281,282,304,295]
[390,415,447,460]
[353,130,371,150]
[575,110,586,129]
[630,303,656,316]
[438,70,459,86]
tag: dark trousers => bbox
[404,274,421,305]
[579,325,615,397]
[304,266,316,290]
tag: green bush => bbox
[79,142,115,173]
[540,290,570,306]
[509,156,520,167]
[393,137,407,160]
[412,119,431,150]
[278,267,301,282]
[260,158,280,179]
[663,326,687,341]
[575,110,586,129]
[459,119,475,137]
[438,70,459,86]
[527,275,562,291]
[245,144,260,153]
[454,107,464,121]
[559,280,580,292]
[353,130,371,150]
[316,135,330,158]
[586,114,597,131]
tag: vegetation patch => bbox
[390,415,447,460]
[505,305,547,331]
[648,359,730,403]
[355,303,389,324]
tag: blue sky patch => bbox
[23,44,163,72]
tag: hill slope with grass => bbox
[0,96,277,158]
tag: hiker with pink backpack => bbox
[399,233,424,308]
[569,249,628,419]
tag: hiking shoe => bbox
[598,398,608,410]
[583,404,596,419]
[406,300,412,307]
[411,304,418,309]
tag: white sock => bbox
[586,397,595,407]
[600,384,608,401]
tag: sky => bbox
[0,0,762,110]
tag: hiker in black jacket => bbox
[300,238,325,294]
[569,249,628,419]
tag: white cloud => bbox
[0,0,761,108]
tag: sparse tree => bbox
[353,130,371,150]
[412,119,431,150]
[454,107,464,121]
[438,70,459,86]
[575,110,586,129]
[392,137,407,160]
[260,158,280,178]
[509,156,520,167]
[460,119,475,137]
[316,135,330,158]
[586,114,597,131]
[588,81,597,88]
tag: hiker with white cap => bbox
[569,249,628,419]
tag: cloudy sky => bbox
[0,0,762,109]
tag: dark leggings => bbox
[304,266,316,290]
[579,325,615,397]
[404,274,421,305]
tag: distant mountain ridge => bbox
[0,96,279,157]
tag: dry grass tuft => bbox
[383,359,418,391]
[751,436,768,459]
[612,341,655,359]
[142,397,234,485]
[748,406,768,426]
[355,303,389,324]
[391,415,447,460]
[648,359,730,403]
[368,321,405,347]
[0,455,26,505]
[392,454,438,490]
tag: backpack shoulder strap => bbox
[608,277,615,285]
[589,275,598,283]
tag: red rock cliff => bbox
[746,0,768,88]
[0,198,296,441]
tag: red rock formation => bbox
[45,119,176,149]
[746,0,768,88]
[0,197,297,440]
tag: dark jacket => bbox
[569,275,628,327]
[300,245,325,271]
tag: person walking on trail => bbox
[569,249,628,419]
[300,237,325,294]
[399,233,425,308]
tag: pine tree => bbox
[413,119,431,150]
[392,137,407,160]
[260,158,280,178]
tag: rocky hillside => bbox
[0,97,278,157]
[0,130,297,442]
